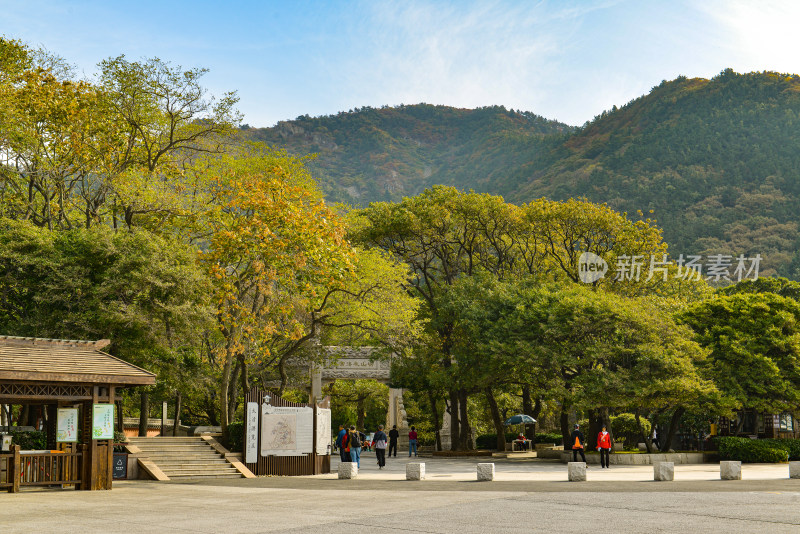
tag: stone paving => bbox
[3,453,800,533]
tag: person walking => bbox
[388,424,399,457]
[335,425,349,463]
[348,425,362,468]
[373,424,388,469]
[408,425,418,457]
[597,425,612,468]
[570,424,587,463]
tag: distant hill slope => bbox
[506,69,800,278]
[246,104,574,204]
[248,71,800,278]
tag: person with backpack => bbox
[570,423,587,463]
[408,425,418,457]
[597,425,612,468]
[336,424,349,463]
[388,425,399,457]
[372,424,388,469]
[348,425,362,467]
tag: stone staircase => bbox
[126,436,244,480]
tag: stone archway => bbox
[309,347,409,448]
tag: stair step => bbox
[162,469,239,476]
[168,474,243,479]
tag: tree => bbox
[679,291,800,430]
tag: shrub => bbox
[226,421,244,453]
[10,430,46,450]
[716,437,789,463]
[534,432,563,444]
[475,432,517,449]
[416,430,435,446]
[767,438,800,461]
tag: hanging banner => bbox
[56,408,79,443]
[245,402,259,464]
[92,403,115,440]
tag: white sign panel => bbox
[316,407,332,455]
[260,405,313,457]
[56,408,79,443]
[245,402,259,464]
[92,403,115,440]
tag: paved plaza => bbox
[4,454,800,533]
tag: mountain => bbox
[248,71,800,279]
[504,69,800,278]
[245,104,574,203]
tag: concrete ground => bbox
[3,453,800,533]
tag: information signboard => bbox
[92,403,115,440]
[245,401,259,464]
[56,408,79,443]
[260,405,313,457]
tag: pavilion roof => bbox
[0,336,156,386]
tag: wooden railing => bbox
[1,445,83,492]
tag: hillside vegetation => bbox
[248,70,800,278]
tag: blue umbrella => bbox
[504,414,537,425]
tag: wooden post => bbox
[161,401,167,437]
[10,444,20,493]
[107,385,115,490]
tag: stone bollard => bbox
[720,461,741,480]
[789,461,800,479]
[653,461,674,481]
[476,463,495,481]
[338,462,358,479]
[568,462,587,482]
[406,462,426,480]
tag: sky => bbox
[2,0,800,128]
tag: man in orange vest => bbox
[570,424,587,463]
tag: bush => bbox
[611,413,650,445]
[416,430,435,446]
[716,437,789,463]
[534,432,563,444]
[475,432,517,449]
[768,438,800,461]
[226,421,244,453]
[10,430,46,450]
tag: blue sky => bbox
[2,0,799,127]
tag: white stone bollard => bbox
[406,462,426,480]
[476,463,495,481]
[653,461,674,481]
[338,462,358,479]
[789,461,800,479]
[720,461,741,480]
[568,462,587,482]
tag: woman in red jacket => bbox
[597,426,612,468]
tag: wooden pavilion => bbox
[0,336,155,492]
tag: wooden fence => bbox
[1,444,84,492]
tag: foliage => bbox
[534,432,564,444]
[611,413,650,444]
[716,436,789,463]
[226,421,245,453]
[324,379,388,432]
[679,291,800,415]
[10,430,46,450]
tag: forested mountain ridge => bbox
[245,104,574,203]
[248,70,800,278]
[505,69,800,278]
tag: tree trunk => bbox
[588,408,603,450]
[448,389,460,451]
[485,387,506,451]
[138,391,149,437]
[559,402,570,448]
[356,397,366,430]
[458,389,471,450]
[521,386,534,440]
[227,360,241,427]
[532,397,542,441]
[116,400,124,434]
[239,353,250,401]
[661,407,684,452]
[426,390,442,452]
[172,392,182,437]
[219,343,236,442]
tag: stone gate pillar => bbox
[309,363,323,404]
[387,388,410,451]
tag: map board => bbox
[56,408,78,443]
[260,405,313,457]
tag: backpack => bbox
[349,432,362,448]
